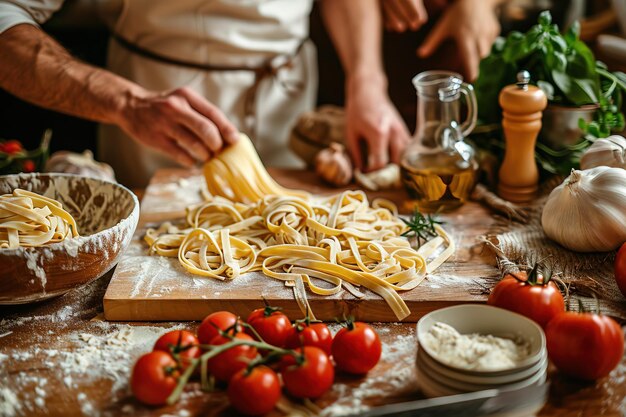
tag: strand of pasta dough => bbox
[146,134,455,321]
[0,189,79,249]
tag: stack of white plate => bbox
[415,305,548,399]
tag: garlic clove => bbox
[314,143,353,187]
[354,164,402,191]
[580,135,626,170]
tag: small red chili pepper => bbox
[22,160,36,173]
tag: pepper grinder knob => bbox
[516,70,531,90]
[497,71,547,203]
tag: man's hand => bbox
[381,0,428,32]
[118,87,239,167]
[345,77,411,171]
[417,0,501,81]
[0,25,240,169]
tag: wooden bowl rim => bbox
[0,172,140,254]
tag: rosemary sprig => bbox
[401,207,444,249]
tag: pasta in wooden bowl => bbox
[0,173,139,304]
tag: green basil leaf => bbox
[565,21,581,43]
[539,10,552,26]
[551,69,598,104]
[550,35,568,53]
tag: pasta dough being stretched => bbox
[146,134,455,321]
[0,189,79,249]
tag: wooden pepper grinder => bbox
[498,71,547,203]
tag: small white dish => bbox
[416,345,548,386]
[417,348,548,392]
[417,305,546,375]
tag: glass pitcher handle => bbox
[459,82,477,138]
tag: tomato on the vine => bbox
[153,330,200,370]
[280,346,334,398]
[246,306,291,347]
[615,243,626,298]
[0,140,23,155]
[546,310,624,380]
[487,265,565,328]
[332,321,381,375]
[227,366,281,415]
[198,311,240,345]
[285,321,333,355]
[131,351,179,406]
[207,332,258,382]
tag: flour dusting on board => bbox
[142,175,205,215]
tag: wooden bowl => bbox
[0,173,139,304]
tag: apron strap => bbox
[111,33,306,136]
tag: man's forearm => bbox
[319,0,387,91]
[0,24,144,126]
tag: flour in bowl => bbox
[422,322,531,371]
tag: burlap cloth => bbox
[483,179,624,321]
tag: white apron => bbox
[98,0,316,188]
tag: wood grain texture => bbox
[104,168,498,322]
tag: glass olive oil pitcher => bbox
[401,71,479,212]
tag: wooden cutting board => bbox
[103,168,499,322]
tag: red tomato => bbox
[207,332,258,382]
[332,322,381,374]
[227,366,281,415]
[546,311,624,380]
[615,243,626,298]
[246,307,291,347]
[22,160,35,173]
[153,330,201,369]
[198,311,239,345]
[1,140,23,155]
[131,351,179,406]
[280,346,334,398]
[285,322,333,355]
[487,269,565,328]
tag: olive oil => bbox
[401,154,478,213]
[404,71,480,212]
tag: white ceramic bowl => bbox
[416,345,548,386]
[417,347,548,392]
[416,305,546,375]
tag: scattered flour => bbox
[321,326,417,416]
[422,322,531,371]
[0,388,21,417]
[1,321,187,416]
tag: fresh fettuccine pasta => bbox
[145,134,455,321]
[0,189,79,249]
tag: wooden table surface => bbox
[1,169,625,417]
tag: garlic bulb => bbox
[541,167,626,252]
[580,135,626,170]
[45,150,116,182]
[315,143,353,186]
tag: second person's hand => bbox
[117,86,240,167]
[381,0,428,32]
[345,75,411,172]
[417,0,501,81]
